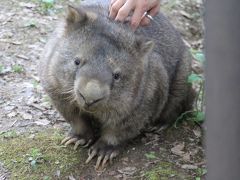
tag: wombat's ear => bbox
[66,5,87,25]
[136,40,155,55]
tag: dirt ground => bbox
[0,0,205,179]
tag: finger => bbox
[109,0,126,19]
[148,2,160,16]
[109,0,118,12]
[140,17,151,26]
[115,0,134,22]
[131,2,148,30]
[140,4,160,26]
[111,0,118,4]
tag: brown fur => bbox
[39,4,194,156]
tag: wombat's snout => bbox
[77,79,108,107]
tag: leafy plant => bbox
[12,64,24,73]
[40,0,55,14]
[145,151,157,159]
[195,168,207,179]
[24,20,37,28]
[27,148,44,170]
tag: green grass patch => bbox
[0,129,88,180]
[12,65,24,73]
[144,162,188,180]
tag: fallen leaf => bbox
[34,119,50,126]
[171,143,185,156]
[118,167,137,175]
[182,153,191,162]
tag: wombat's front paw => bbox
[85,140,120,170]
[61,134,93,150]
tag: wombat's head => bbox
[53,5,154,113]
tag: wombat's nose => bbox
[79,80,104,106]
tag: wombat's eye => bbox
[74,57,81,66]
[113,72,120,80]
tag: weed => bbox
[195,168,207,180]
[145,152,157,159]
[24,20,37,28]
[144,162,185,180]
[0,64,4,73]
[32,80,39,89]
[0,130,18,138]
[12,64,24,73]
[26,148,44,170]
[40,0,55,14]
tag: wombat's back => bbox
[137,14,186,80]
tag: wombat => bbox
[39,3,194,169]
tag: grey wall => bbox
[205,0,240,179]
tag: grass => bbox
[0,129,88,180]
[12,65,24,73]
[144,162,189,180]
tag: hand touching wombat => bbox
[39,3,194,169]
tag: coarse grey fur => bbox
[39,3,194,167]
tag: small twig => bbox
[30,104,45,111]
[10,119,18,127]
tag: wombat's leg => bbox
[54,102,95,149]
[160,52,194,124]
[86,139,120,170]
[61,120,94,150]
[85,125,138,170]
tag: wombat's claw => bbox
[85,144,119,170]
[85,149,97,164]
[95,151,119,170]
[74,139,86,150]
[61,136,91,149]
[61,136,77,145]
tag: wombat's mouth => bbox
[75,90,105,112]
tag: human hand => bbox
[109,0,161,30]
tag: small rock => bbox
[4,106,15,111]
[19,2,36,8]
[68,175,76,180]
[7,111,17,118]
[22,113,32,120]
